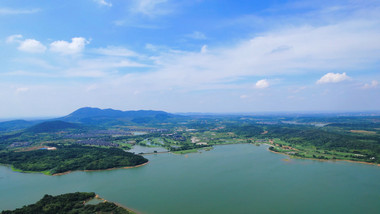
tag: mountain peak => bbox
[68,107,122,118]
[60,107,173,124]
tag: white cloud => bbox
[7,35,89,55]
[145,43,158,51]
[7,35,46,53]
[187,31,207,40]
[94,46,138,57]
[2,70,56,78]
[60,58,149,78]
[18,39,47,53]
[113,0,174,27]
[317,72,351,84]
[94,0,112,7]
[362,80,379,89]
[64,69,108,78]
[255,79,270,89]
[77,59,149,69]
[131,0,171,17]
[6,34,23,43]
[113,20,162,29]
[9,3,377,96]
[16,58,58,70]
[3,2,380,116]
[50,37,89,55]
[145,43,170,52]
[123,10,380,93]
[201,45,208,54]
[0,8,39,15]
[291,86,306,93]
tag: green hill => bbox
[0,120,39,132]
[1,192,132,214]
[59,107,179,125]
[0,144,148,175]
[26,121,82,133]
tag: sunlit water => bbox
[1,144,380,214]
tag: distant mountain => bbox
[0,107,183,133]
[0,120,40,132]
[59,107,176,125]
[64,107,126,119]
[26,121,82,133]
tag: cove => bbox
[1,144,380,214]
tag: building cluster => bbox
[75,139,119,147]
[7,141,33,148]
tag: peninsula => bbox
[1,192,135,214]
[0,144,148,175]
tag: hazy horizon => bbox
[1,0,379,118]
[1,106,380,121]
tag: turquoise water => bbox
[1,144,380,214]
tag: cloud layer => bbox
[0,8,39,15]
[363,80,379,89]
[1,0,380,117]
[131,0,171,17]
[94,0,112,7]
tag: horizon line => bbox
[1,109,380,122]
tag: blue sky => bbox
[0,0,380,117]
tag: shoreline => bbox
[52,161,149,176]
[3,161,149,176]
[265,145,380,167]
[95,194,140,214]
[142,143,380,167]
[139,146,214,156]
[0,164,52,176]
[5,143,379,177]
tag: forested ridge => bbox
[1,192,131,214]
[0,144,148,174]
[26,121,82,133]
[267,125,379,151]
[223,123,380,163]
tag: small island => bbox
[0,144,148,175]
[1,192,134,214]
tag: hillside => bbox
[0,107,181,130]
[0,144,148,175]
[0,120,40,132]
[60,107,175,125]
[1,192,132,214]
[26,121,82,133]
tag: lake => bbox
[1,144,380,214]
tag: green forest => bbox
[0,144,148,175]
[221,121,380,163]
[1,192,131,214]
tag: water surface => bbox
[1,144,380,214]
